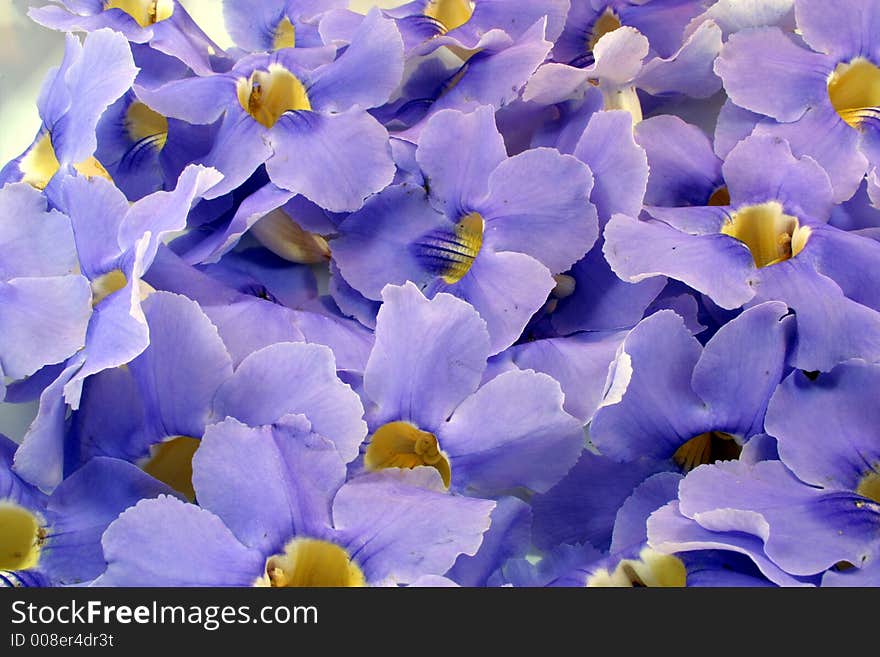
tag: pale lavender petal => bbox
[795,0,880,61]
[478,148,598,273]
[439,369,585,494]
[603,213,757,310]
[637,20,722,98]
[678,459,880,577]
[213,342,366,462]
[454,249,555,355]
[333,468,495,585]
[267,109,395,212]
[635,115,723,207]
[715,27,830,122]
[364,282,489,429]
[96,496,264,586]
[722,135,833,220]
[765,362,880,492]
[193,417,346,554]
[573,110,648,221]
[415,106,507,216]
[590,310,710,461]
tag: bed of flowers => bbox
[1,0,879,588]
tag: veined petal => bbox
[96,496,264,586]
[267,109,395,213]
[364,282,490,430]
[193,418,346,555]
[795,0,880,61]
[416,106,507,217]
[213,342,366,463]
[439,369,585,494]
[715,26,830,122]
[478,148,598,273]
[40,457,179,585]
[308,8,404,112]
[333,469,495,585]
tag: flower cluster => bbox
[2,0,880,588]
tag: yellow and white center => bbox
[586,548,686,587]
[827,58,880,129]
[105,0,174,28]
[672,431,742,472]
[19,133,112,191]
[258,538,365,587]
[424,0,474,33]
[364,421,452,489]
[721,201,810,268]
[273,17,296,50]
[141,436,201,502]
[587,8,622,51]
[237,64,312,129]
[856,466,880,505]
[0,503,44,572]
[125,102,169,151]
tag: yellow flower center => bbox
[19,133,112,191]
[364,421,452,489]
[260,538,365,587]
[416,212,484,284]
[587,548,686,587]
[273,17,296,50]
[90,269,129,306]
[856,467,880,505]
[125,102,168,152]
[0,503,44,572]
[587,8,622,51]
[720,201,810,268]
[105,0,174,28]
[827,58,880,129]
[424,0,474,33]
[672,431,742,472]
[142,436,201,502]
[237,64,312,129]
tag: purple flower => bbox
[333,106,598,353]
[95,89,219,200]
[12,165,221,491]
[224,0,347,52]
[556,0,706,64]
[384,17,553,136]
[383,0,568,54]
[714,0,880,202]
[134,8,403,212]
[0,29,137,200]
[30,0,225,76]
[605,134,880,371]
[0,435,178,587]
[0,184,91,395]
[589,301,793,471]
[352,282,585,496]
[95,419,494,586]
[649,359,880,586]
[527,17,722,123]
